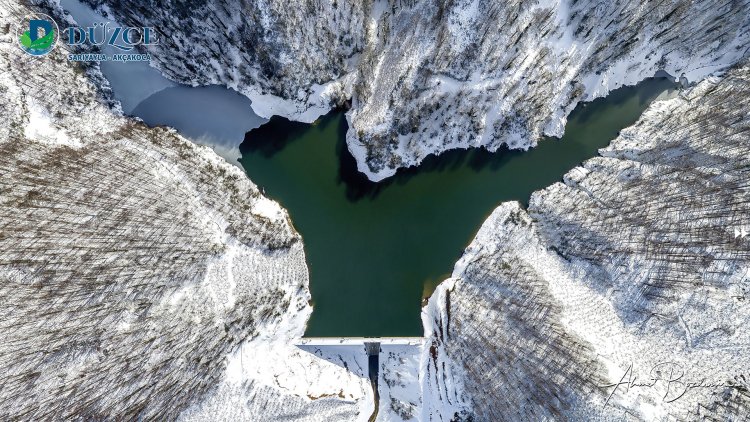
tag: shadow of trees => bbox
[241,115,311,157]
[241,75,676,202]
[571,76,676,125]
[335,129,519,201]
[242,110,520,202]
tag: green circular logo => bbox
[17,14,58,56]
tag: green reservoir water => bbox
[240,77,676,337]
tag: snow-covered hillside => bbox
[0,1,372,419]
[420,62,750,420]
[89,0,750,180]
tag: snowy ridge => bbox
[77,0,368,122]
[4,0,749,420]
[348,0,750,180]
[418,63,750,420]
[418,278,472,421]
[93,0,750,181]
[23,98,81,148]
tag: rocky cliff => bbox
[421,62,750,420]
[88,0,750,180]
[0,1,371,419]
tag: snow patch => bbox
[252,196,284,222]
[24,99,81,148]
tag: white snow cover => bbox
[0,0,374,418]
[251,196,284,222]
[292,338,430,422]
[83,0,750,181]
[418,279,472,420]
[376,344,424,421]
[244,80,344,124]
[24,99,81,148]
[494,203,746,414]
[414,68,750,419]
[178,273,375,421]
[6,0,749,419]
[347,0,750,181]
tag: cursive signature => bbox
[601,362,742,407]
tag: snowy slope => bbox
[90,0,750,180]
[0,1,371,419]
[420,63,750,420]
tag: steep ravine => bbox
[82,0,750,180]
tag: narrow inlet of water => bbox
[131,86,266,161]
[240,77,678,337]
